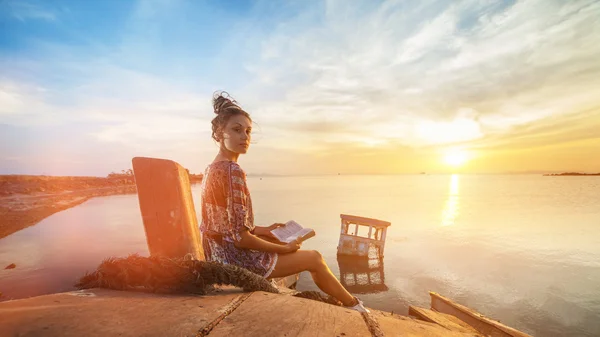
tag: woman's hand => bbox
[266,223,285,231]
[256,223,286,241]
[281,239,301,254]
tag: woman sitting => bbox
[199,91,368,312]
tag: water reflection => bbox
[0,196,148,301]
[337,255,388,294]
[441,174,460,226]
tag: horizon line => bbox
[2,170,600,178]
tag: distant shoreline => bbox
[0,175,133,239]
[0,173,204,239]
[0,174,204,239]
[542,172,600,176]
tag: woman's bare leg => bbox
[268,250,356,306]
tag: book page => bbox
[271,220,304,243]
[286,227,314,243]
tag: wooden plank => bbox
[341,214,391,227]
[430,292,532,337]
[273,273,300,289]
[132,157,204,260]
[208,291,372,337]
[408,306,482,335]
[0,287,245,337]
[371,310,480,337]
[339,234,382,244]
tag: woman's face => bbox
[220,114,252,154]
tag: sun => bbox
[443,149,469,167]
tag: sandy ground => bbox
[0,175,138,239]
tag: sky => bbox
[1,0,599,176]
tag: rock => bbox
[5,263,16,269]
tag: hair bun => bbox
[209,90,251,143]
[212,91,239,115]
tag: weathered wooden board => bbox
[273,273,300,290]
[430,292,532,337]
[208,291,372,337]
[132,156,204,260]
[340,214,391,227]
[371,310,481,337]
[0,287,244,337]
[408,306,482,335]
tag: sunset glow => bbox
[1,4,599,336]
[443,149,469,168]
[0,1,599,176]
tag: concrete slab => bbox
[0,287,500,337]
[208,291,372,337]
[0,287,244,337]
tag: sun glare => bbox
[443,149,469,167]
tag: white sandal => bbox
[346,297,370,313]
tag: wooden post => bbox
[132,157,204,260]
[380,227,387,255]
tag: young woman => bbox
[199,91,369,312]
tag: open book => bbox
[270,220,315,243]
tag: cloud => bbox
[471,107,600,151]
[5,0,599,148]
[0,55,212,135]
[0,79,63,126]
[3,0,58,22]
[241,0,600,151]
[1,0,599,175]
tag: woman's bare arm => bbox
[253,223,285,237]
[234,230,300,254]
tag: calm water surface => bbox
[1,174,599,336]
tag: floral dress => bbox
[199,161,278,278]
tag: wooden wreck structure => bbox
[338,214,391,258]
